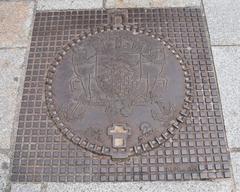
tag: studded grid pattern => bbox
[11,8,231,182]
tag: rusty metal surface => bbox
[11,8,231,182]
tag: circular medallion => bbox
[45,26,193,159]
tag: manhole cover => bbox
[46,26,192,159]
[11,8,231,182]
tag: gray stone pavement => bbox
[0,0,239,191]
[104,0,201,8]
[203,0,240,46]
[37,0,103,10]
[212,47,240,149]
[0,1,34,48]
[0,48,27,150]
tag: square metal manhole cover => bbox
[11,8,231,182]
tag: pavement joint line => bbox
[211,44,240,47]
[35,7,105,12]
[103,0,106,9]
[203,0,240,48]
[0,47,27,50]
[40,183,48,192]
[230,148,240,153]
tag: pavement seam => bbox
[40,183,48,192]
[103,0,106,9]
[212,44,240,47]
[230,148,240,153]
[0,47,27,50]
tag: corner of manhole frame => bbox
[44,24,194,160]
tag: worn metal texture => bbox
[46,26,192,159]
[11,8,231,182]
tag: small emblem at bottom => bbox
[108,124,131,148]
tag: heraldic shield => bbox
[46,26,192,159]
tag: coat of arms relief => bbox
[51,29,185,156]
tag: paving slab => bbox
[212,46,240,149]
[0,1,34,48]
[0,153,10,192]
[231,152,240,192]
[0,48,27,149]
[105,0,201,8]
[37,0,103,10]
[203,0,240,45]
[11,183,41,192]
[44,180,233,192]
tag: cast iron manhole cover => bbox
[11,8,231,182]
[46,26,192,159]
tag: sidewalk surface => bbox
[0,0,239,191]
